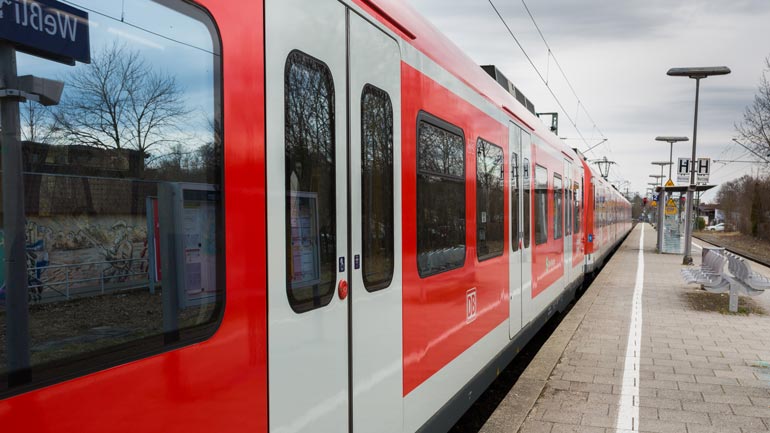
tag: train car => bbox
[0,0,632,432]
[582,160,633,274]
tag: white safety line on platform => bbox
[615,225,644,431]
[692,242,703,250]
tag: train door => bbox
[266,1,348,432]
[510,124,532,336]
[348,11,403,433]
[266,2,402,432]
[509,125,522,336]
[563,160,573,284]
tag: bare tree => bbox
[735,57,770,165]
[20,101,55,143]
[147,116,221,182]
[52,42,190,157]
[716,174,770,238]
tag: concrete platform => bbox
[480,224,770,433]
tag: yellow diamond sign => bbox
[665,198,677,216]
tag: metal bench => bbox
[681,248,768,312]
[724,251,770,294]
[680,248,729,289]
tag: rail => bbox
[692,233,770,269]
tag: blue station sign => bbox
[0,0,90,65]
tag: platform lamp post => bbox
[651,162,672,185]
[667,66,730,265]
[655,136,689,181]
[649,174,665,187]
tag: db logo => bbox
[466,288,477,323]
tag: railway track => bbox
[693,234,770,269]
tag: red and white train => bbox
[0,0,631,432]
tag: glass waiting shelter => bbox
[654,185,715,254]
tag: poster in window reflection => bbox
[182,199,217,306]
[288,192,321,289]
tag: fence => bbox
[25,257,151,304]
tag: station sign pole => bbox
[1,41,31,386]
[1,0,90,386]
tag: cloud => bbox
[410,0,770,196]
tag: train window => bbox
[523,157,531,248]
[285,51,337,312]
[511,152,519,252]
[477,138,504,261]
[361,85,394,291]
[600,188,605,227]
[534,165,548,245]
[0,0,222,395]
[554,174,563,240]
[593,186,598,228]
[416,112,465,277]
[565,178,572,236]
[573,181,581,234]
[603,188,607,227]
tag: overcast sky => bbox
[409,0,770,202]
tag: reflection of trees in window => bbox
[51,43,192,174]
[417,114,465,277]
[477,138,504,260]
[523,157,531,248]
[284,51,336,313]
[573,181,581,234]
[564,176,571,237]
[535,165,548,245]
[418,121,464,177]
[511,152,519,252]
[361,85,394,291]
[554,174,563,240]
[21,101,55,144]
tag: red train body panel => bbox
[400,63,510,395]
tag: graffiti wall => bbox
[0,215,149,303]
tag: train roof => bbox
[353,1,628,204]
[353,0,575,156]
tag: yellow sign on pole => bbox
[665,198,677,216]
[665,179,675,188]
[651,200,657,207]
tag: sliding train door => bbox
[266,1,402,432]
[510,124,532,336]
[348,11,403,433]
[265,1,349,432]
[563,159,573,284]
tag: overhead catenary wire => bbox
[520,0,608,149]
[61,0,217,55]
[487,0,608,156]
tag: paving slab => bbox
[480,224,770,433]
